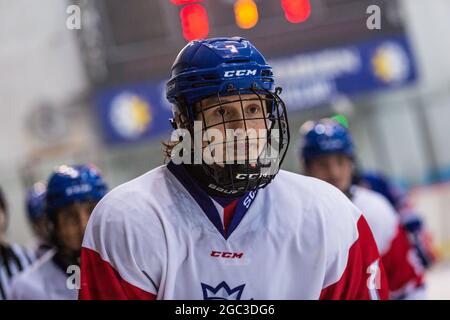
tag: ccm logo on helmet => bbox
[66,184,92,196]
[211,251,244,259]
[235,173,268,180]
[224,69,257,77]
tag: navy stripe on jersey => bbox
[227,191,257,236]
[0,244,35,300]
[167,162,258,239]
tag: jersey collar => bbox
[167,162,258,239]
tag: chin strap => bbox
[182,164,246,198]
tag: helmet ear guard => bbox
[169,118,177,130]
[169,94,198,130]
[169,111,188,130]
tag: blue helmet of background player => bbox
[358,172,402,209]
[46,164,108,221]
[166,37,290,196]
[299,119,354,163]
[25,181,47,222]
[358,171,436,268]
[358,171,424,232]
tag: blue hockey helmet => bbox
[46,164,108,219]
[25,181,47,221]
[359,171,403,209]
[299,119,354,161]
[167,37,276,114]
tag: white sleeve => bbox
[80,189,167,299]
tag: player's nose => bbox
[223,106,245,129]
[225,118,246,131]
[328,164,342,180]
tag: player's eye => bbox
[246,104,261,115]
[63,210,80,224]
[336,155,348,166]
[214,106,226,117]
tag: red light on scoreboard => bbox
[170,0,203,5]
[281,0,311,24]
[180,4,209,41]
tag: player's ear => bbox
[350,158,356,172]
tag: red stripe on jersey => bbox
[320,215,389,300]
[223,199,239,234]
[381,225,424,296]
[79,247,156,300]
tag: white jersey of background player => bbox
[9,250,77,300]
[80,37,389,300]
[299,118,425,299]
[10,164,108,300]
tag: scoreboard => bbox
[77,0,407,87]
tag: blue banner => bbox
[270,35,418,111]
[96,81,172,145]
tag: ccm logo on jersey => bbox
[224,69,257,77]
[211,251,244,259]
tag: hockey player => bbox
[25,181,52,259]
[9,164,108,300]
[0,186,35,300]
[299,118,426,299]
[80,37,389,300]
[357,172,437,269]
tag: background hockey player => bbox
[357,171,437,270]
[0,186,35,300]
[80,37,389,300]
[299,118,426,299]
[25,181,52,259]
[9,164,108,300]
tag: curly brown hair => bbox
[161,140,181,160]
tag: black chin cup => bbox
[203,162,277,197]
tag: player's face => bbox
[305,154,353,192]
[55,201,96,254]
[195,94,271,164]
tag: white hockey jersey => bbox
[352,186,399,255]
[9,249,78,300]
[351,186,425,299]
[79,163,389,300]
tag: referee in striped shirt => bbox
[0,186,35,300]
